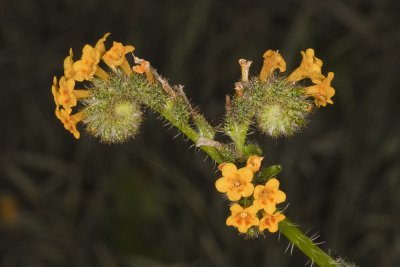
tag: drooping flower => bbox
[102,41,135,75]
[57,76,77,109]
[226,204,260,233]
[304,72,335,107]
[253,178,286,214]
[95,32,111,56]
[52,76,91,111]
[71,34,111,81]
[259,50,286,81]
[215,163,254,201]
[259,211,285,233]
[246,155,264,173]
[64,49,75,80]
[287,48,325,84]
[55,109,84,139]
[72,45,103,81]
[132,59,155,83]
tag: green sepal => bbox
[256,164,282,183]
[242,144,263,157]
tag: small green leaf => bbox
[257,165,282,183]
[242,144,263,157]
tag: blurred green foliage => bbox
[1,0,399,266]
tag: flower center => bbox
[233,178,242,188]
[261,189,270,198]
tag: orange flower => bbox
[57,76,77,109]
[253,178,286,213]
[226,204,260,233]
[287,48,325,84]
[72,45,102,81]
[64,49,75,80]
[246,155,264,173]
[52,76,91,111]
[132,59,155,83]
[55,109,84,139]
[103,41,135,75]
[95,32,111,55]
[259,211,285,233]
[259,50,286,81]
[304,72,335,107]
[215,163,254,201]
[72,34,110,81]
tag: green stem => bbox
[159,109,224,163]
[279,219,337,266]
[231,123,249,154]
[160,109,337,266]
[140,82,336,266]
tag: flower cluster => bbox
[215,156,286,235]
[260,48,335,107]
[226,48,335,141]
[51,33,150,141]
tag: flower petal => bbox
[227,190,241,201]
[230,203,243,213]
[265,178,280,190]
[218,163,237,178]
[242,183,254,197]
[275,190,286,203]
[237,167,253,182]
[215,177,228,193]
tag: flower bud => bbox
[82,72,143,144]
[255,79,311,137]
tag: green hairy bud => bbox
[83,72,143,144]
[253,78,311,137]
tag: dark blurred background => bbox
[1,0,399,266]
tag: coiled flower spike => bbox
[227,48,336,139]
[51,33,144,142]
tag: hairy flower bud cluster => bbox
[253,78,310,137]
[83,72,143,143]
[226,48,335,139]
[51,33,149,143]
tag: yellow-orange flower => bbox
[259,211,285,233]
[52,76,91,111]
[103,41,135,75]
[57,76,77,109]
[226,204,260,233]
[71,34,111,81]
[253,178,286,213]
[215,163,254,201]
[55,109,84,139]
[95,32,111,56]
[259,50,286,81]
[64,49,75,80]
[304,72,335,107]
[287,48,325,84]
[72,45,102,81]
[246,155,264,173]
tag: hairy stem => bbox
[159,109,224,163]
[160,105,337,266]
[228,122,249,154]
[279,219,337,266]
